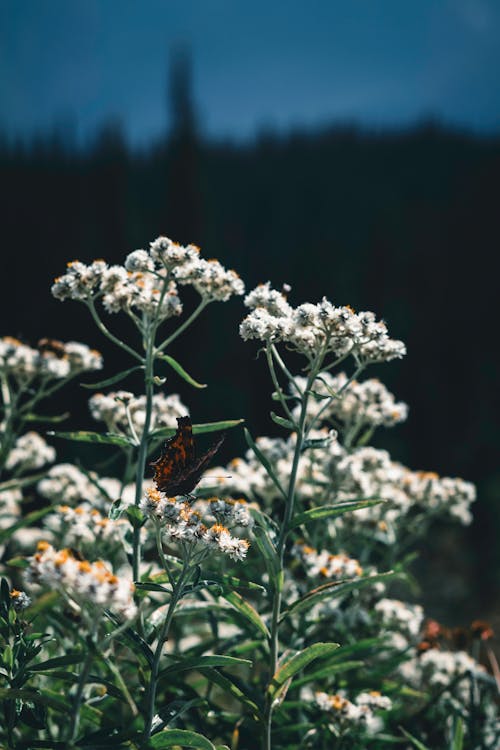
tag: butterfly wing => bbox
[151,416,195,494]
[176,432,226,496]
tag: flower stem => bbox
[143,562,189,738]
[67,646,94,744]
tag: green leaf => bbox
[151,419,244,440]
[6,556,29,569]
[0,688,69,712]
[268,642,340,701]
[244,428,286,501]
[149,729,215,749]
[201,572,265,592]
[47,430,133,447]
[199,668,262,718]
[29,652,83,672]
[399,728,432,750]
[289,499,384,529]
[158,654,251,681]
[452,717,464,750]
[158,354,207,389]
[270,411,295,430]
[126,505,145,529]
[282,571,396,620]
[252,525,280,580]
[219,590,270,638]
[23,412,70,424]
[80,365,144,389]
[134,582,171,594]
[0,506,53,544]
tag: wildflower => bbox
[9,589,31,610]
[26,542,136,621]
[6,432,56,472]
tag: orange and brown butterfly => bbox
[150,416,225,497]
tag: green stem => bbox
[143,561,189,739]
[156,299,208,353]
[87,299,142,362]
[263,367,316,750]
[67,646,94,744]
[266,344,297,425]
[132,331,155,585]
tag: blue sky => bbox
[1,0,499,145]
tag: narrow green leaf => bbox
[399,728,432,750]
[150,729,215,749]
[199,668,262,718]
[151,419,244,440]
[134,582,171,594]
[29,652,83,672]
[158,354,207,389]
[23,412,70,424]
[0,688,69,712]
[201,572,265,592]
[252,526,280,579]
[452,717,464,750]
[80,365,144,389]
[268,642,340,700]
[244,428,286,500]
[220,590,270,638]
[289,499,384,529]
[47,430,133,447]
[6,556,29,569]
[270,411,295,430]
[159,654,251,681]
[282,571,396,620]
[0,506,53,544]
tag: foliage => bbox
[0,238,498,749]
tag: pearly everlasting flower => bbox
[292,542,363,580]
[149,236,200,269]
[174,257,245,302]
[293,371,408,431]
[0,337,102,382]
[240,287,405,366]
[88,390,188,436]
[140,488,250,562]
[244,282,293,317]
[374,598,424,639]
[37,463,128,512]
[6,432,56,472]
[9,589,31,611]
[45,503,129,548]
[124,249,155,272]
[315,690,390,735]
[26,542,136,621]
[51,259,108,301]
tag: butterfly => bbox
[151,416,225,497]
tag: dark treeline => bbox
[2,60,499,622]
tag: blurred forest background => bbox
[2,51,499,631]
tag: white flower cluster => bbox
[240,283,406,363]
[37,463,145,513]
[292,542,363,580]
[374,598,424,640]
[140,488,250,562]
[88,390,188,436]
[315,689,392,734]
[9,588,32,611]
[294,371,408,430]
[5,432,56,472]
[26,541,136,620]
[334,447,477,530]
[0,337,102,381]
[51,237,244,317]
[400,648,483,704]
[45,503,129,547]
